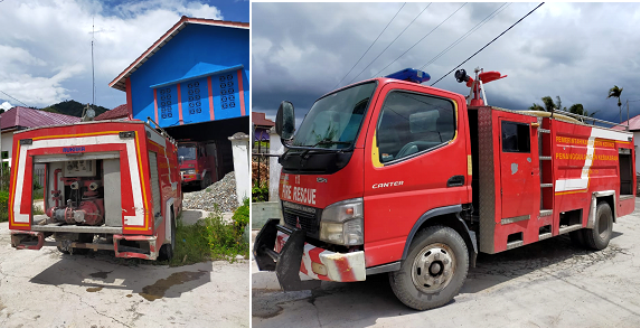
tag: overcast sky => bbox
[252,2,640,126]
[0,0,248,111]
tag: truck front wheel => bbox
[389,225,469,310]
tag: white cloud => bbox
[0,102,12,110]
[0,0,223,107]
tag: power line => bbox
[370,2,468,79]
[332,2,406,89]
[420,3,510,70]
[345,2,433,86]
[0,90,29,107]
[431,2,545,86]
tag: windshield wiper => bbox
[300,139,351,158]
[312,139,351,147]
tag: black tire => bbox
[389,225,469,311]
[583,202,613,250]
[159,213,176,261]
[569,229,586,247]
[200,173,210,190]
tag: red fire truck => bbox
[254,67,636,310]
[9,119,182,261]
[178,140,218,189]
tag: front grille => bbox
[282,202,321,237]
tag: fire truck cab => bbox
[178,140,218,189]
[253,68,636,310]
[9,119,182,261]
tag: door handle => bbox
[447,175,465,187]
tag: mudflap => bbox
[253,218,321,291]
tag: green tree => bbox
[529,96,562,112]
[607,85,623,123]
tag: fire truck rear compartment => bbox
[21,155,153,256]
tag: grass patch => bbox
[168,199,250,266]
[0,191,8,223]
[32,188,44,200]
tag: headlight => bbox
[319,198,364,245]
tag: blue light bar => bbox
[385,68,431,84]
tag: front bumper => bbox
[253,219,366,291]
[181,173,199,183]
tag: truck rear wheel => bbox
[583,202,613,250]
[159,213,176,261]
[389,225,469,310]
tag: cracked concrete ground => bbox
[0,222,249,328]
[252,198,640,328]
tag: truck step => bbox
[538,232,553,241]
[539,209,553,217]
[558,224,582,235]
[540,183,553,188]
[538,128,550,134]
[539,156,552,160]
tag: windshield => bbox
[292,82,377,150]
[178,144,197,160]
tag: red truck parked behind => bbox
[9,118,182,261]
[254,68,635,310]
[178,140,217,189]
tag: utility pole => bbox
[92,17,95,106]
[627,99,630,131]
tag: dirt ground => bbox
[0,222,249,328]
[252,198,640,328]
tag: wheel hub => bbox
[411,243,455,293]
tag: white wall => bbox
[634,131,640,176]
[1,131,14,166]
[229,132,250,206]
[269,128,283,201]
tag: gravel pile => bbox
[182,171,238,213]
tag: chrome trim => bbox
[366,261,402,275]
[501,215,530,225]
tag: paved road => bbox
[253,199,640,328]
[0,222,249,328]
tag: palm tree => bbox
[567,103,598,124]
[529,96,561,112]
[529,103,545,111]
[607,85,623,123]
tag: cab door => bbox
[362,83,471,267]
[497,114,540,222]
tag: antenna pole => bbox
[92,17,95,106]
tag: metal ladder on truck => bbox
[536,111,628,239]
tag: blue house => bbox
[109,16,249,177]
[109,16,249,127]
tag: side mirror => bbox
[275,101,295,141]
